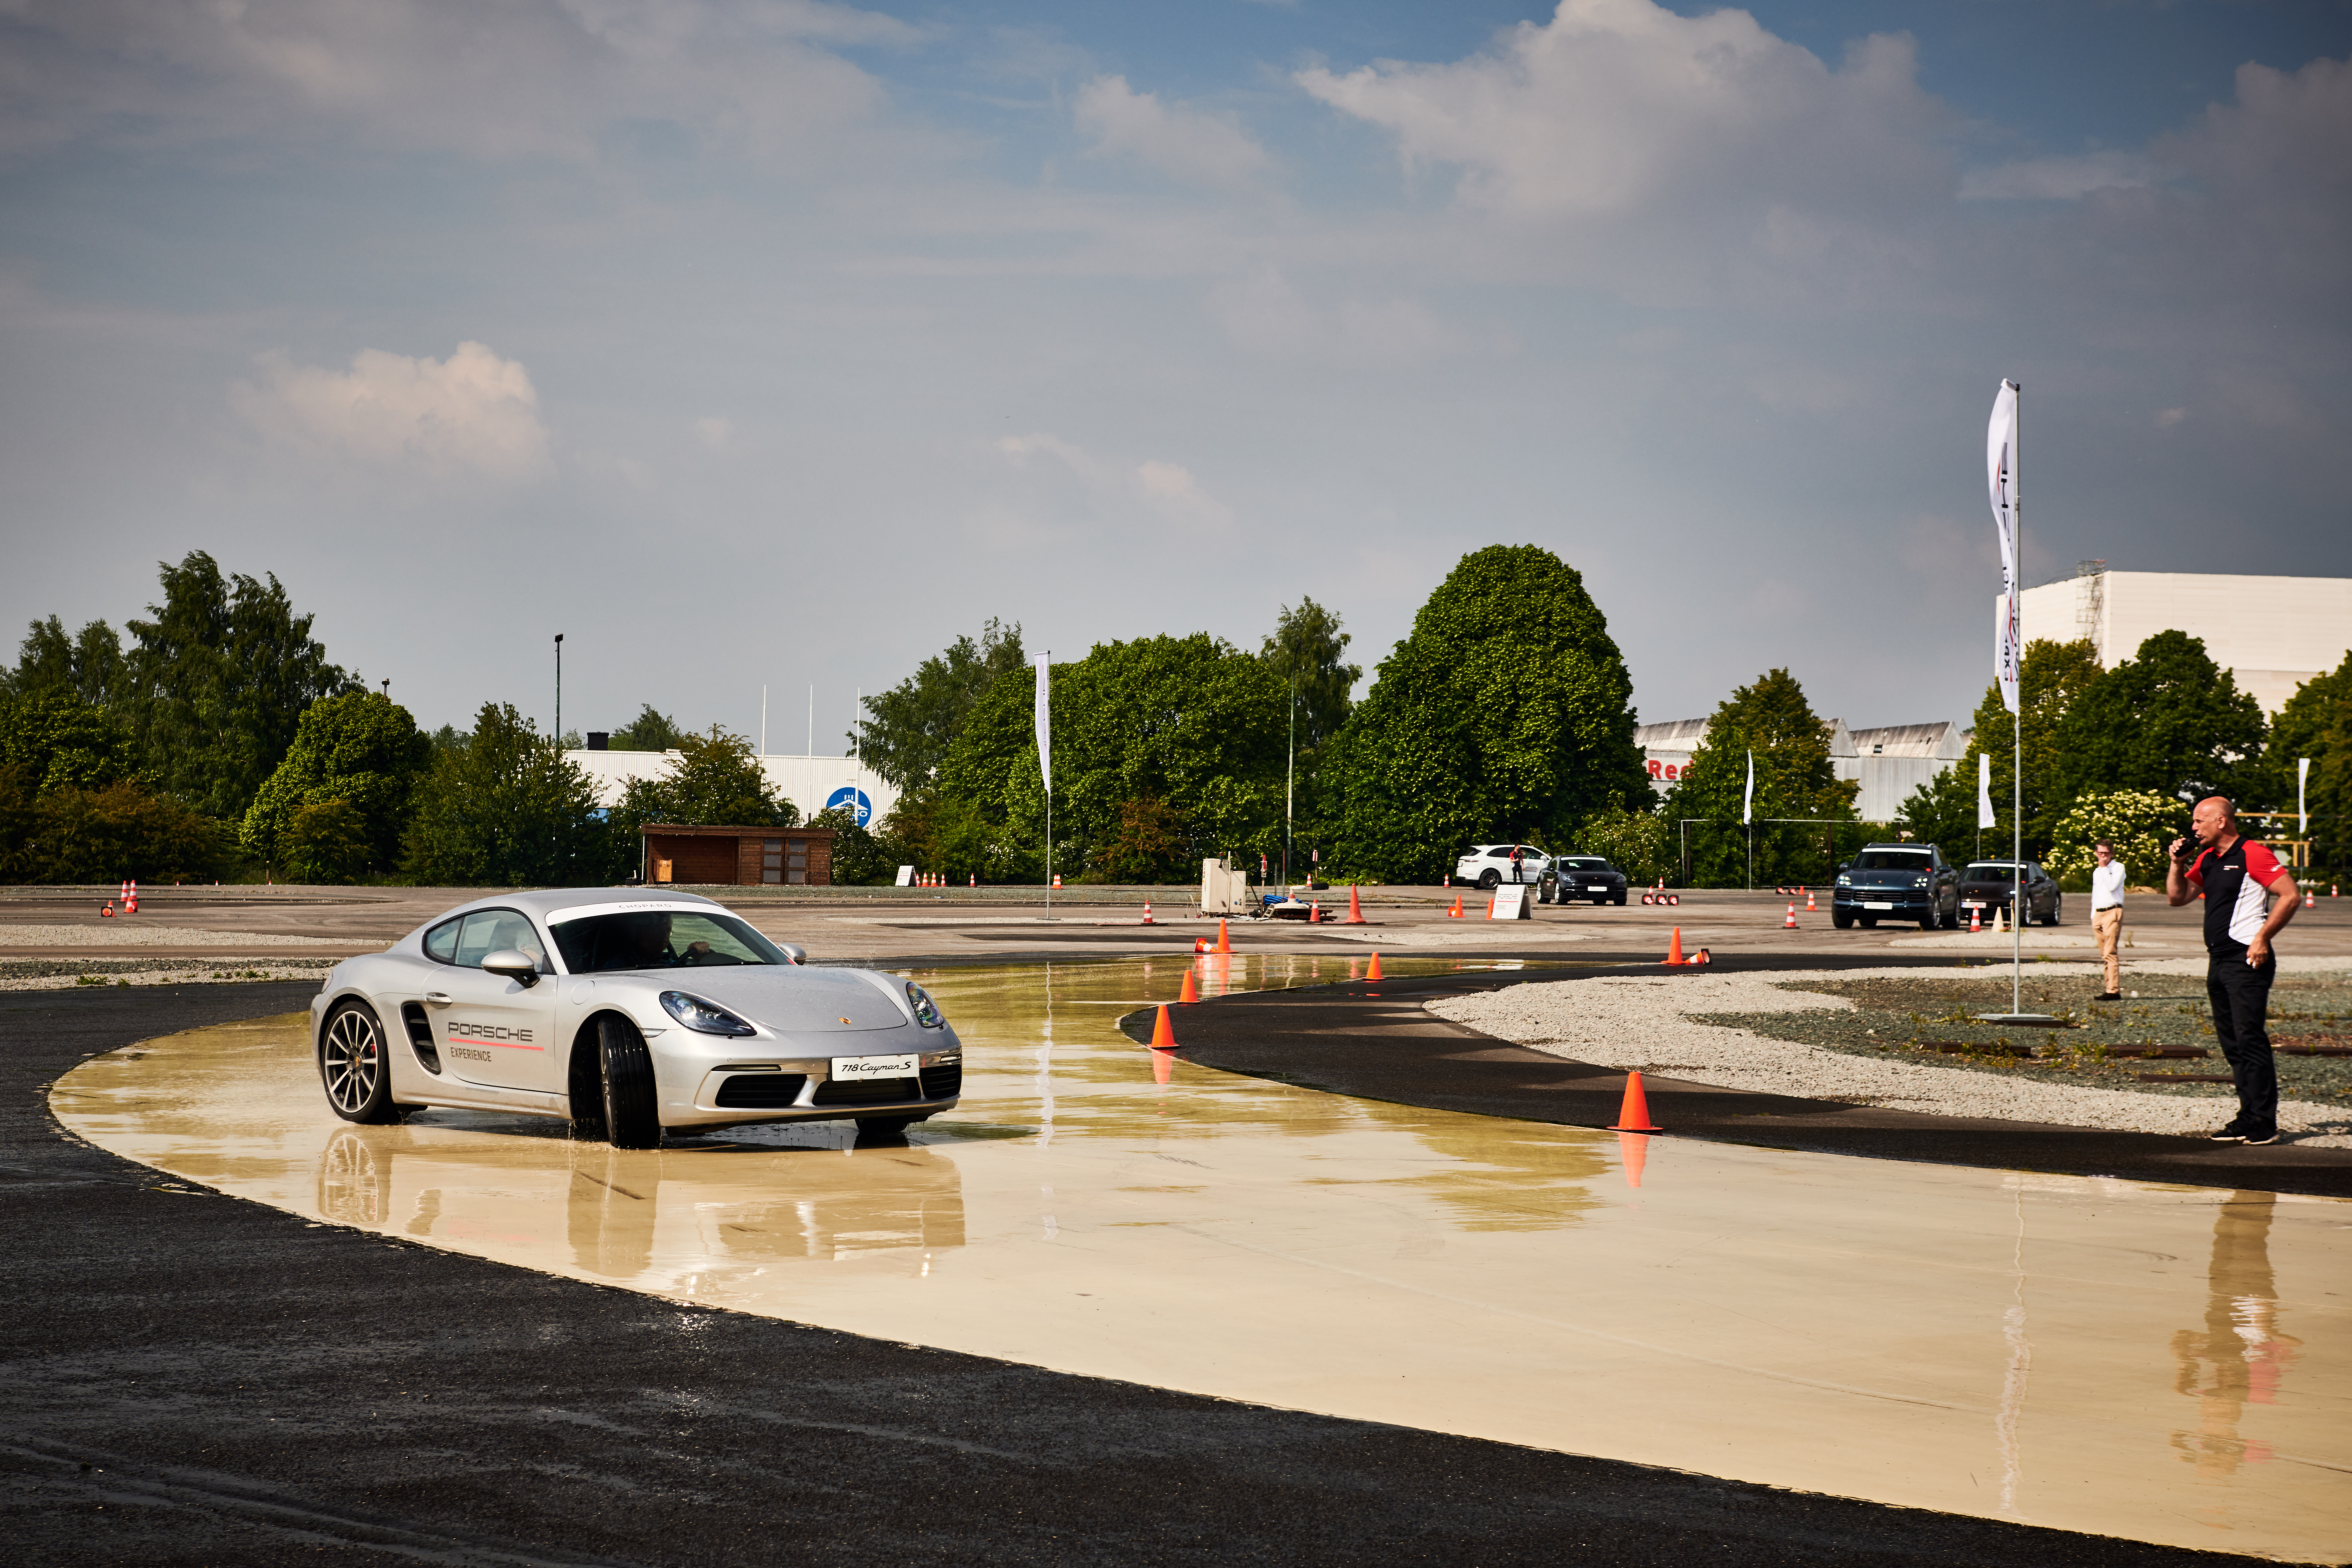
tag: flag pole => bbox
[2012,382,2023,1018]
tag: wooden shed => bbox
[640,825,835,887]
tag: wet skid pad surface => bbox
[51,954,2352,1562]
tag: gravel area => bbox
[0,957,339,992]
[0,923,358,948]
[1429,956,2352,1147]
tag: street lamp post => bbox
[554,633,564,745]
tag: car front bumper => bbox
[1833,889,1937,914]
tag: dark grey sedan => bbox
[1958,861,2062,926]
[1554,856,1630,906]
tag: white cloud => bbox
[1074,75,1270,188]
[1295,0,1948,218]
[0,0,912,160]
[1207,268,1462,362]
[234,341,552,480]
[1959,151,2155,201]
[696,416,736,450]
[995,432,1235,531]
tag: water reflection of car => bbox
[1832,843,1960,929]
[1454,843,1554,890]
[1553,856,1629,906]
[1957,860,2063,926]
[308,890,962,1148]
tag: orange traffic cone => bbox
[1784,903,1798,929]
[1193,936,1210,954]
[1216,919,1231,954]
[1617,1129,1651,1189]
[1179,968,1199,1004]
[1610,1070,1662,1132]
[1968,905,1981,933]
[1485,894,1496,919]
[1366,952,1383,981]
[1662,928,1687,966]
[101,900,115,918]
[1150,1005,1179,1051]
[1308,900,1321,923]
[970,874,976,887]
[1342,884,1367,925]
[1805,888,1818,912]
[1141,901,1155,925]
[1053,874,1063,889]
[1447,894,1464,918]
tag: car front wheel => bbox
[1832,909,1853,929]
[598,1014,663,1150]
[320,1000,402,1125]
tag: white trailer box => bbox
[1200,858,1252,915]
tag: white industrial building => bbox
[2007,566,2351,713]
[563,746,900,828]
[1637,717,1965,823]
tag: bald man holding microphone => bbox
[2168,796,2302,1144]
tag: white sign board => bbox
[1490,885,1532,920]
[895,865,915,887]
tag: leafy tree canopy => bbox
[2056,630,2266,807]
[241,692,433,879]
[608,705,686,752]
[0,688,144,795]
[615,726,797,830]
[854,619,1024,788]
[124,551,356,821]
[1673,668,1858,886]
[0,777,224,884]
[401,703,611,887]
[1898,638,2102,863]
[939,634,1285,881]
[7,616,127,706]
[1260,597,1360,759]
[1326,545,1647,884]
[2268,651,2352,879]
[2042,789,2185,884]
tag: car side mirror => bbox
[777,942,807,965]
[1835,862,1849,874]
[481,949,541,987]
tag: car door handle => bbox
[424,992,453,1006]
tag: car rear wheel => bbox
[320,1001,402,1125]
[2042,894,2062,927]
[598,1014,663,1150]
[1940,901,1960,930]
[1477,869,1501,891]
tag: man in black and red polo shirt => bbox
[2167,796,2303,1144]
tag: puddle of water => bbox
[50,955,2352,1561]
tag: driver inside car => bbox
[622,911,713,967]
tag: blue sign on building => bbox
[825,785,873,827]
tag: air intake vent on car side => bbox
[400,1003,441,1074]
[714,1073,809,1109]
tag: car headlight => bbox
[905,981,945,1029]
[1914,876,1930,887]
[1836,874,1851,887]
[660,991,756,1036]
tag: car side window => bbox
[423,917,461,964]
[437,909,551,972]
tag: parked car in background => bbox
[1553,855,1630,905]
[1832,843,1960,930]
[1454,843,1554,889]
[1957,861,2063,926]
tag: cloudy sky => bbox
[2,0,2346,747]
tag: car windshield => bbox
[1964,863,2026,878]
[1562,858,1611,871]
[1852,851,1931,870]
[552,911,790,974]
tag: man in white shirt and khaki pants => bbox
[2090,838,2127,1001]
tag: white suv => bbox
[1453,843,1553,889]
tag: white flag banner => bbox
[1034,652,1052,791]
[1977,752,1996,829]
[1986,380,2022,713]
[2300,756,2312,834]
[1742,750,1754,826]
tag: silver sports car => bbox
[308,889,961,1146]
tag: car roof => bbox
[427,887,726,923]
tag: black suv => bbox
[1553,855,1630,906]
[1832,843,1960,930]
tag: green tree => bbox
[1325,545,1648,884]
[938,635,1286,882]
[401,703,611,886]
[278,798,373,884]
[2269,652,2352,880]
[807,804,899,886]
[1673,669,1857,887]
[613,726,797,830]
[241,692,432,879]
[0,688,143,794]
[2043,789,2184,885]
[853,619,1025,788]
[607,704,685,751]
[1575,804,1672,886]
[1900,637,2103,863]
[2057,630,2267,810]
[123,551,357,821]
[0,776,225,883]
[7,616,128,705]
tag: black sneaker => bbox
[2094,991,2121,1002]
[2243,1128,2280,1146]
[2209,1120,2250,1143]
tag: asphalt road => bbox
[0,982,2279,1566]
[1129,956,2352,1199]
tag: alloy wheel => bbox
[323,1008,382,1115]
